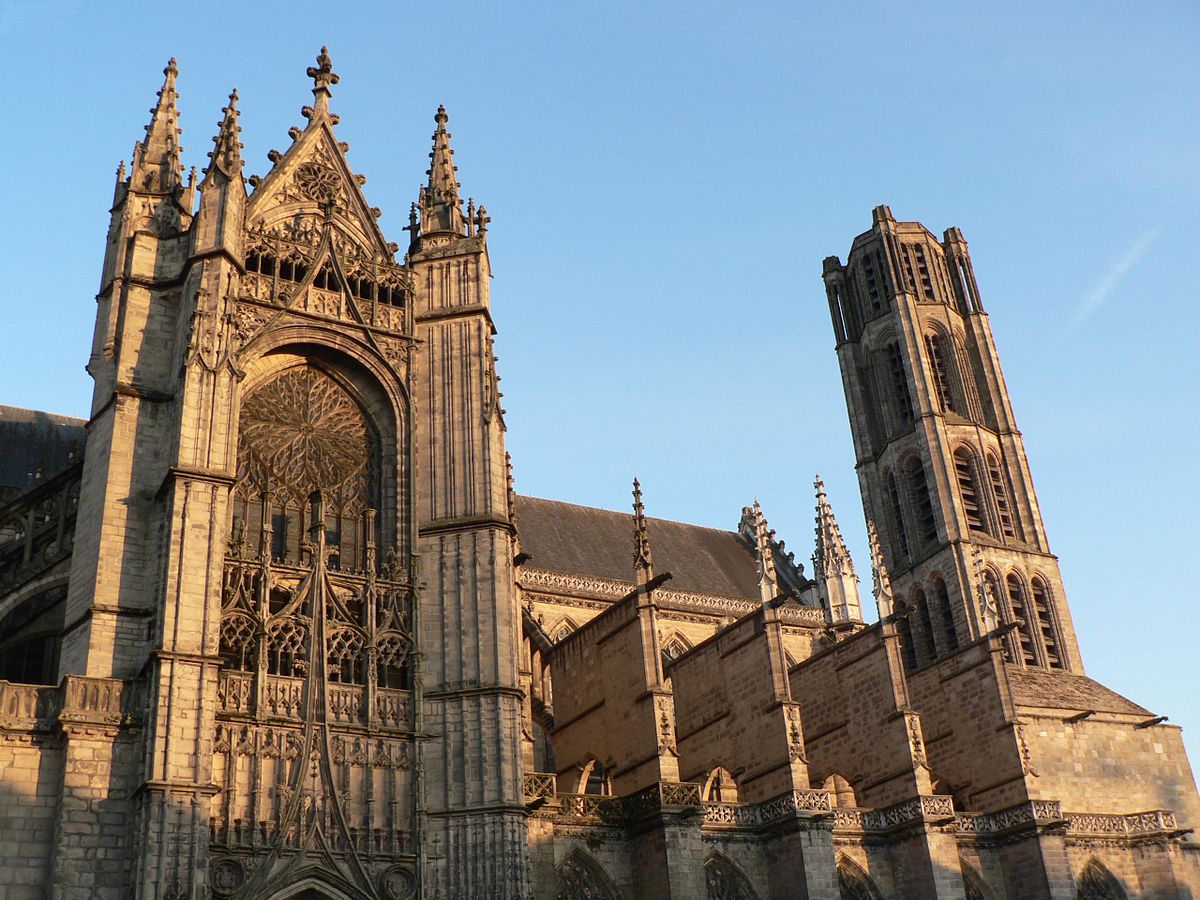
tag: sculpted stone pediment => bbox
[247,119,395,261]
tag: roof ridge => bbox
[515,493,743,538]
[0,405,87,425]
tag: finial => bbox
[307,45,339,91]
[130,56,184,195]
[204,88,243,179]
[632,477,654,580]
[505,452,516,521]
[813,474,855,580]
[867,519,893,619]
[306,45,339,118]
[417,103,466,238]
[748,500,778,605]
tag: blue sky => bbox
[1,2,1197,756]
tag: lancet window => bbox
[837,858,883,900]
[1031,577,1064,669]
[556,852,617,900]
[932,577,959,654]
[1076,860,1126,900]
[885,471,910,562]
[911,586,936,666]
[907,457,938,545]
[925,332,959,413]
[986,452,1018,539]
[1005,573,1039,666]
[953,447,989,535]
[894,599,919,672]
[885,343,914,427]
[705,854,757,900]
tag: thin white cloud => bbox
[1070,229,1159,329]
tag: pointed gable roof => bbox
[245,47,396,258]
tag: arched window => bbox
[893,599,918,671]
[953,447,989,535]
[985,452,1018,539]
[931,577,959,653]
[556,850,618,900]
[661,632,693,665]
[906,457,938,544]
[233,365,380,569]
[925,332,959,413]
[859,250,886,314]
[703,767,739,803]
[1006,574,1039,666]
[705,854,757,900]
[961,861,989,900]
[885,471,910,562]
[911,586,935,665]
[837,857,883,900]
[1076,859,1127,900]
[550,618,577,644]
[885,342,914,427]
[1031,578,1064,669]
[0,584,67,685]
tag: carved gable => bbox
[247,122,393,259]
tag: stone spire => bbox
[193,88,246,256]
[813,476,855,581]
[812,476,862,623]
[203,89,243,180]
[130,57,184,194]
[305,45,339,120]
[417,105,467,237]
[749,501,778,605]
[867,519,894,620]
[632,477,654,584]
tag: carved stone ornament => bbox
[295,161,341,203]
[238,366,370,511]
[379,865,417,900]
[209,857,246,897]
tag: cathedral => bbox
[0,48,1198,900]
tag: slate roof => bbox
[514,495,761,599]
[0,406,86,496]
[1008,667,1152,716]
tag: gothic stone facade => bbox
[0,51,1197,900]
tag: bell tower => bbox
[822,206,1081,672]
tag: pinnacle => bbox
[632,477,654,576]
[426,103,460,197]
[416,102,468,238]
[812,474,854,579]
[131,56,184,194]
[204,88,243,178]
